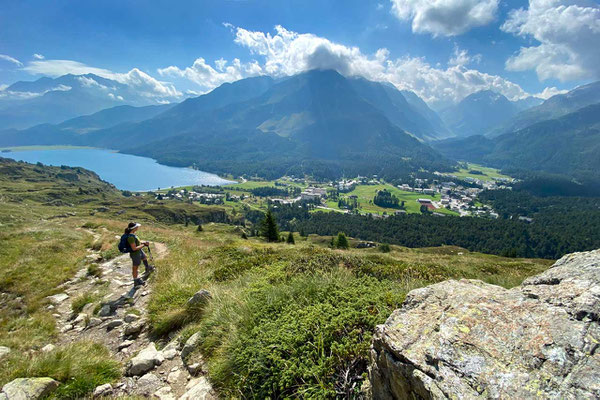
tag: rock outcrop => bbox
[370,249,600,399]
[0,378,59,400]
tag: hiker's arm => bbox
[130,242,146,251]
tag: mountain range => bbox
[0,73,176,129]
[0,69,598,181]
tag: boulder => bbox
[123,320,146,337]
[106,319,123,330]
[179,377,215,400]
[153,386,176,400]
[161,341,178,360]
[0,377,59,400]
[124,313,140,323]
[126,343,165,376]
[187,289,212,308]
[98,304,112,317]
[370,249,600,399]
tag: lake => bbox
[1,147,235,191]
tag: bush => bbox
[379,243,391,253]
[336,232,349,249]
[286,232,295,244]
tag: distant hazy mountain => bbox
[0,104,173,146]
[400,90,452,140]
[433,103,600,181]
[0,73,177,129]
[488,81,600,137]
[440,90,522,137]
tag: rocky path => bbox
[44,229,216,399]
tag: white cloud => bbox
[0,84,7,91]
[448,46,481,66]
[23,59,115,77]
[117,68,182,99]
[533,86,569,99]
[33,53,45,60]
[390,0,499,36]
[226,25,529,107]
[0,54,23,66]
[502,0,600,81]
[0,84,71,100]
[158,57,262,92]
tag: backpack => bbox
[118,233,133,253]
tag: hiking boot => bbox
[145,265,155,274]
[133,278,145,287]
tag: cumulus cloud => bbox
[224,25,529,107]
[158,57,262,93]
[502,0,600,81]
[390,0,499,36]
[33,53,45,60]
[533,86,569,99]
[0,54,23,66]
[22,60,182,102]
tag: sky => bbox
[1,0,599,109]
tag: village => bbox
[156,164,516,220]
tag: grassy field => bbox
[443,162,512,182]
[331,184,458,216]
[0,157,553,398]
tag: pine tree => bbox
[196,224,203,232]
[286,232,295,244]
[260,209,280,242]
[336,232,349,249]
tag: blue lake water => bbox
[1,147,234,191]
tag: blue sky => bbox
[1,0,598,108]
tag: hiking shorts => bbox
[130,249,147,266]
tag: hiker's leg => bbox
[132,264,139,279]
[141,251,149,268]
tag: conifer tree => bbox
[260,209,280,242]
[286,231,295,244]
[336,232,349,249]
[196,223,203,232]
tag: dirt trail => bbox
[47,232,215,399]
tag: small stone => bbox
[81,302,95,315]
[123,320,146,336]
[60,324,73,333]
[186,362,202,376]
[46,305,54,310]
[87,317,102,328]
[124,313,140,323]
[181,332,201,360]
[153,386,176,400]
[72,313,87,327]
[161,341,178,360]
[51,313,60,318]
[0,346,10,361]
[106,319,124,330]
[1,377,59,400]
[118,340,134,350]
[92,383,112,397]
[138,372,160,386]
[98,304,112,317]
[41,344,55,353]
[167,369,185,385]
[186,289,212,308]
[46,293,69,304]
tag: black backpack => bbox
[118,233,133,253]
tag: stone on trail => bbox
[126,343,164,376]
[123,319,146,336]
[166,369,186,385]
[186,362,202,376]
[0,377,59,400]
[181,332,201,361]
[179,377,215,400]
[118,340,135,350]
[46,293,68,304]
[0,346,10,361]
[87,317,102,328]
[98,304,112,317]
[106,319,124,330]
[92,383,112,398]
[370,248,600,399]
[161,341,178,360]
[137,372,162,394]
[124,313,140,323]
[187,289,212,308]
[153,386,176,400]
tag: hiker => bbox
[123,222,154,286]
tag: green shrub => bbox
[71,292,97,314]
[379,243,391,253]
[336,232,349,249]
[87,263,102,278]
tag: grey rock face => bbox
[370,249,600,399]
[1,378,59,400]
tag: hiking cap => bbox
[128,222,141,230]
